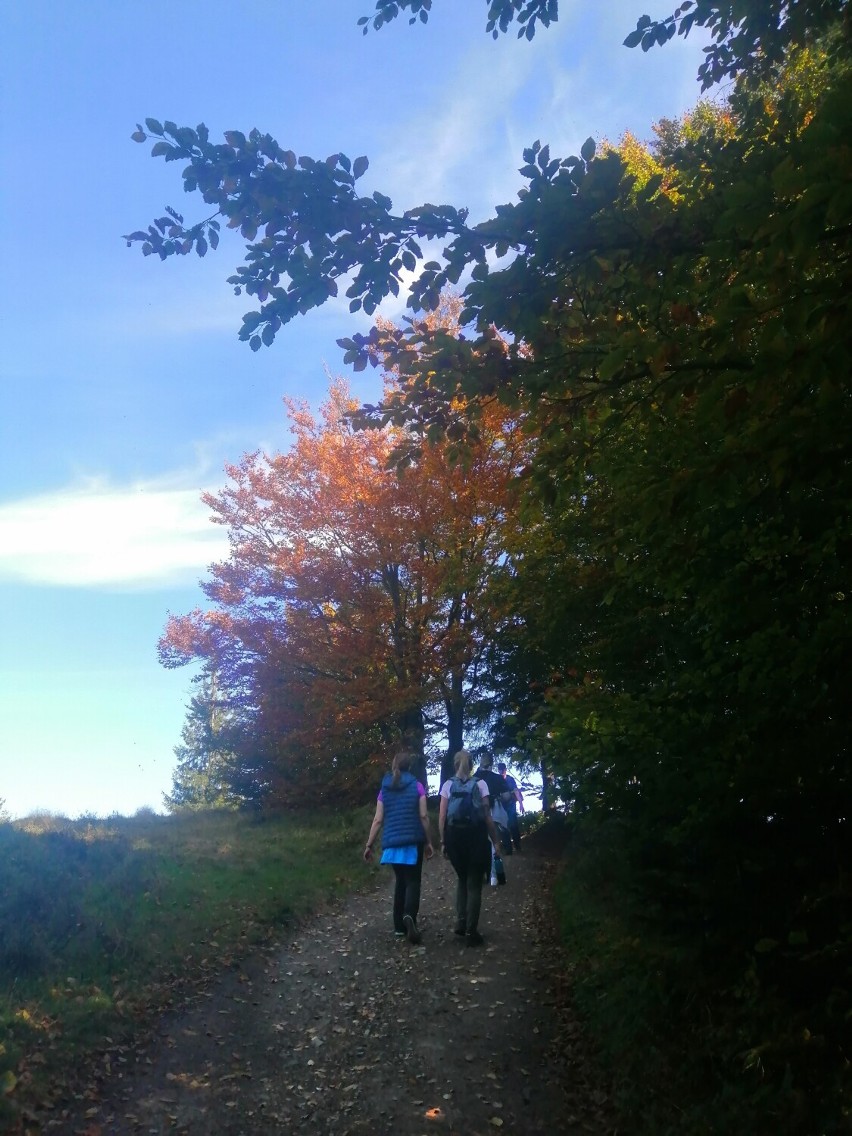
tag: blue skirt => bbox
[380,843,418,865]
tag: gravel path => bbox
[47,842,615,1135]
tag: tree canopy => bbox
[360,1,849,84]
[124,1,849,358]
[161,361,528,802]
[358,0,557,40]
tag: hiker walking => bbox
[438,749,505,947]
[474,754,514,889]
[364,751,434,944]
[497,761,525,852]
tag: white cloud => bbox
[376,39,537,219]
[0,474,230,589]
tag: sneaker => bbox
[394,929,406,938]
[466,931,484,947]
[453,924,467,936]
[403,914,422,944]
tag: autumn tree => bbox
[159,371,527,802]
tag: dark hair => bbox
[497,762,507,773]
[391,750,412,789]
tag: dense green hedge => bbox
[553,818,850,1134]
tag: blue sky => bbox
[0,1,711,818]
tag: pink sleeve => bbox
[377,789,384,803]
[417,781,426,797]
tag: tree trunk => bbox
[442,667,465,786]
[400,704,427,788]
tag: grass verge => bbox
[0,806,372,1127]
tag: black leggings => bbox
[446,828,491,935]
[391,843,425,931]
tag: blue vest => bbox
[381,771,423,847]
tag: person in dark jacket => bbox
[474,754,514,876]
[497,761,525,852]
[364,751,434,943]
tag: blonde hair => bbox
[391,750,412,789]
[453,749,472,780]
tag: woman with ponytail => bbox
[438,748,503,947]
[364,751,434,943]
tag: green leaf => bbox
[353,155,369,180]
[638,172,664,201]
[144,117,164,135]
[150,141,170,158]
[580,137,596,163]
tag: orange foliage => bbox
[159,373,528,803]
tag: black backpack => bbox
[447,777,485,827]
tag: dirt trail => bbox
[47,842,615,1135]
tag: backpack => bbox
[447,777,485,827]
[475,770,510,831]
